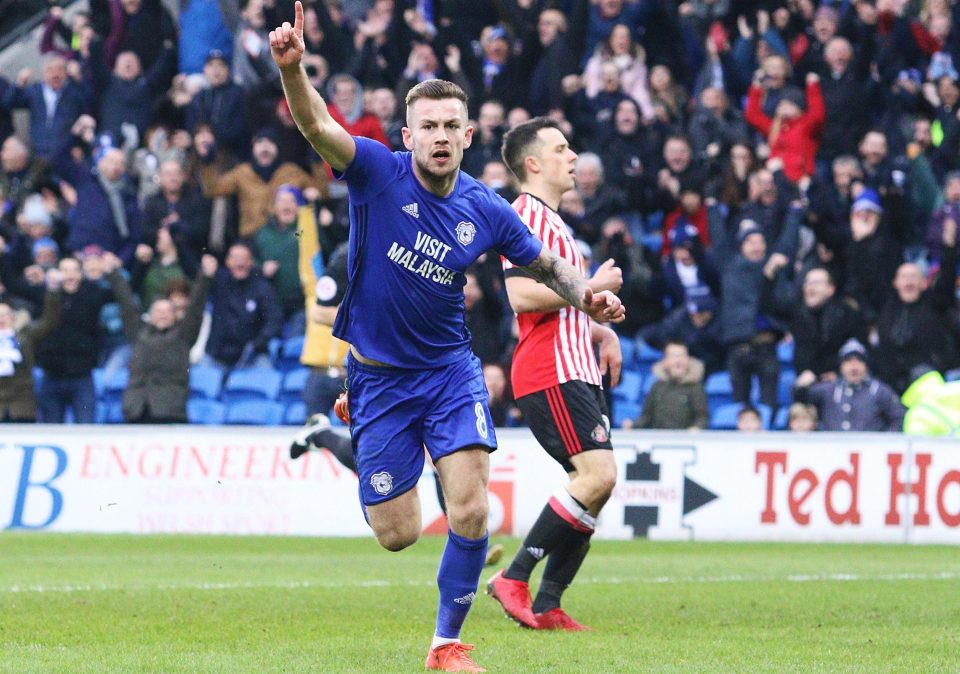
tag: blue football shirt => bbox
[332,137,543,368]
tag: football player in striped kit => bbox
[488,118,623,631]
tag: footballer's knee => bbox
[570,453,618,510]
[374,525,420,552]
[446,495,488,538]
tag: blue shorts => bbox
[346,353,497,506]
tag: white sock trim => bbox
[552,488,596,532]
[431,635,460,650]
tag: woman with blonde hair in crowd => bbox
[582,23,654,121]
[649,64,689,126]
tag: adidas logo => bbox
[402,203,419,218]
[453,592,476,605]
[527,546,545,560]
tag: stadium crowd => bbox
[1,0,959,431]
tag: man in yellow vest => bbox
[902,368,960,436]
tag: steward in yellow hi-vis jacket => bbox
[902,370,960,436]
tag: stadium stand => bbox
[2,0,959,431]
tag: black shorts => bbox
[516,380,612,473]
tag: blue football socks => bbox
[434,529,488,640]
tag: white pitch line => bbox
[0,571,956,594]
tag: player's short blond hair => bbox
[404,79,468,118]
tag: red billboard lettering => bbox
[756,452,861,527]
[936,470,960,527]
[788,469,818,525]
[825,453,861,525]
[756,451,787,523]
[885,453,931,526]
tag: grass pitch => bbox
[0,534,958,673]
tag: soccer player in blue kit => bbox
[270,5,625,671]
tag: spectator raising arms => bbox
[102,251,216,423]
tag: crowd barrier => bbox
[1,426,958,544]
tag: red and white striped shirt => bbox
[504,193,602,398]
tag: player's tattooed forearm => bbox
[522,249,587,310]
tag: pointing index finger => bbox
[294,1,304,35]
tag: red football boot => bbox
[534,607,591,631]
[425,642,486,672]
[486,569,538,628]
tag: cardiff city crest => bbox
[455,221,476,246]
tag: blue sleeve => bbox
[333,136,401,203]
[492,198,543,267]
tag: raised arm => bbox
[519,247,625,324]
[270,1,356,172]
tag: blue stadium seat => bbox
[705,371,734,410]
[778,369,797,406]
[612,400,641,427]
[636,339,663,364]
[641,233,662,256]
[93,367,129,402]
[710,402,773,430]
[643,373,657,394]
[188,398,226,425]
[777,340,795,365]
[225,400,285,426]
[946,369,960,382]
[189,366,223,400]
[267,336,282,361]
[618,337,637,369]
[284,401,308,425]
[773,406,790,430]
[281,368,310,404]
[613,370,643,403]
[278,336,305,371]
[95,400,124,424]
[222,368,282,403]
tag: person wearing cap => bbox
[198,126,324,238]
[710,197,801,408]
[659,220,719,309]
[843,186,904,324]
[186,49,249,157]
[31,237,59,270]
[793,339,903,432]
[661,189,710,259]
[462,24,525,111]
[641,285,724,376]
[5,193,56,274]
[745,70,825,183]
[872,220,959,394]
[636,339,709,431]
